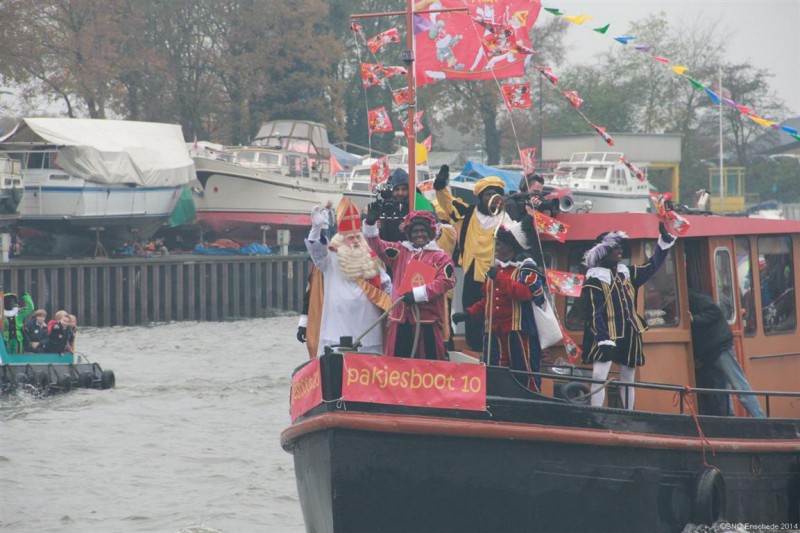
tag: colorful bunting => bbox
[370,156,390,189]
[544,7,563,15]
[652,56,669,64]
[546,270,584,298]
[564,14,592,25]
[562,90,583,109]
[780,125,798,135]
[747,114,774,128]
[614,36,634,44]
[634,44,651,52]
[368,107,393,134]
[791,133,800,143]
[593,24,610,34]
[591,123,615,146]
[688,77,705,90]
[501,83,531,109]
[704,88,721,104]
[520,147,537,175]
[366,28,400,54]
[534,211,569,242]
[671,65,688,75]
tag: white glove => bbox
[308,204,331,241]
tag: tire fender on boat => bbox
[562,381,590,405]
[100,370,115,390]
[692,466,726,525]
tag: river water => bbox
[0,316,305,533]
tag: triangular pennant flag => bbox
[791,133,800,143]
[705,88,722,104]
[535,65,559,86]
[591,123,615,146]
[564,14,592,25]
[544,7,563,15]
[620,156,645,182]
[593,24,610,34]
[414,190,434,213]
[671,65,688,75]
[634,44,651,52]
[780,125,799,135]
[614,36,634,44]
[736,104,753,114]
[652,56,670,64]
[687,77,705,90]
[747,114,774,128]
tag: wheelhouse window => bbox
[735,237,757,335]
[713,248,737,323]
[643,241,680,327]
[757,236,796,334]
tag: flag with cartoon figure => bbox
[563,331,582,363]
[413,0,541,86]
[370,156,390,189]
[546,270,584,298]
[381,65,408,79]
[392,87,413,106]
[366,28,400,54]
[520,147,537,175]
[650,192,691,236]
[368,107,393,134]
[534,210,569,242]
[361,63,384,88]
[620,155,646,182]
[501,82,531,109]
[401,110,424,137]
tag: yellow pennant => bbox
[564,14,592,25]
[671,65,688,75]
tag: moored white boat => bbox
[0,154,24,222]
[550,152,653,213]
[192,120,347,243]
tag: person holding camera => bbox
[365,168,410,242]
[504,173,564,221]
[434,164,511,351]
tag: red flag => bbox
[370,156,390,189]
[366,28,400,54]
[350,22,363,34]
[401,110,424,137]
[562,90,583,109]
[534,211,569,242]
[392,87,414,106]
[650,192,691,236]
[501,82,531,109]
[361,63,384,88]
[535,65,559,85]
[422,135,432,151]
[368,107,393,134]
[563,330,583,363]
[414,0,541,86]
[546,270,584,298]
[520,147,537,175]
[619,156,645,182]
[381,65,408,79]
[591,123,615,146]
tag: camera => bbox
[373,185,407,221]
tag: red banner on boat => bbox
[413,0,541,87]
[290,358,323,422]
[342,353,486,411]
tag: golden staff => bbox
[484,193,505,366]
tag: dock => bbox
[0,255,312,327]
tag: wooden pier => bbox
[0,255,312,327]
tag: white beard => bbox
[332,233,380,281]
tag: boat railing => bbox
[510,365,800,418]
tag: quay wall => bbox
[0,255,312,327]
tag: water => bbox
[0,317,306,533]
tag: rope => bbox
[674,386,716,468]
[352,296,405,350]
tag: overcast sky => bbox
[552,0,800,118]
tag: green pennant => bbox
[593,24,610,34]
[414,190,434,213]
[687,77,705,90]
[544,7,563,16]
[791,133,800,143]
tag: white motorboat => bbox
[192,120,347,243]
[343,149,432,212]
[0,154,24,223]
[0,118,194,252]
[549,152,653,213]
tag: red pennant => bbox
[535,65,559,85]
[381,65,408,79]
[562,90,583,109]
[591,123,615,146]
[520,147,537,175]
[392,87,413,106]
[546,270,584,298]
[422,135,432,151]
[366,28,400,54]
[368,107,393,133]
[501,83,531,109]
[649,192,691,236]
[563,330,583,363]
[401,110,424,137]
[534,211,569,242]
[619,155,645,182]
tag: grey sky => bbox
[553,0,800,118]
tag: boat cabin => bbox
[537,212,799,418]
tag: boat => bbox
[0,118,195,253]
[0,342,115,395]
[549,152,653,213]
[282,211,800,532]
[343,149,433,212]
[192,120,348,245]
[0,154,24,221]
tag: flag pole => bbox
[718,64,724,212]
[405,0,417,211]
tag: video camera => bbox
[372,185,408,222]
[507,187,574,218]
